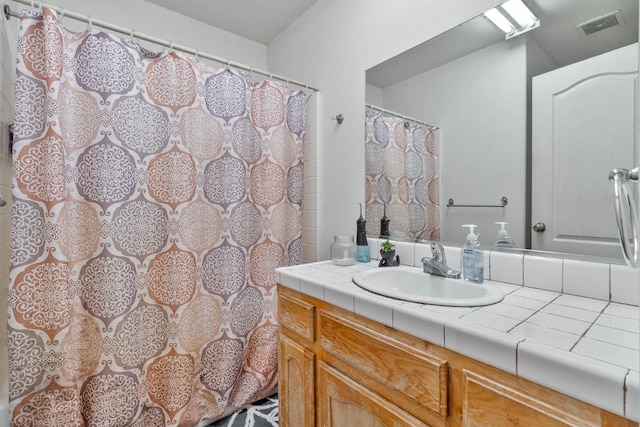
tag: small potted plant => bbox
[380,239,396,260]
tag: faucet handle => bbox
[430,242,445,262]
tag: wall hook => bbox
[331,114,344,124]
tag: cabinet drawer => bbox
[279,291,315,342]
[319,310,448,418]
[318,361,425,426]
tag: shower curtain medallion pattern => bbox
[9,7,305,426]
[365,108,440,240]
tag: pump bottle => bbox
[492,222,515,250]
[461,224,484,284]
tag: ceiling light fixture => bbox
[484,8,515,34]
[484,0,540,40]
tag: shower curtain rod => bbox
[4,0,320,92]
[366,104,438,129]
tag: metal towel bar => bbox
[609,168,639,267]
[446,196,508,208]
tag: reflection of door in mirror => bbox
[365,0,638,260]
[532,43,638,258]
[364,108,440,240]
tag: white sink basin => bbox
[352,266,504,306]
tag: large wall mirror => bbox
[365,0,638,261]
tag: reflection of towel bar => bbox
[447,196,508,208]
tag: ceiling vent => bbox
[577,10,624,36]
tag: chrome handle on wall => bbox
[609,167,639,267]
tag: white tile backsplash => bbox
[523,255,563,292]
[443,245,461,272]
[610,264,639,306]
[422,244,639,308]
[301,95,319,263]
[393,241,414,267]
[563,259,610,301]
[490,251,523,285]
[414,242,430,267]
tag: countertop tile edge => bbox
[393,303,447,347]
[517,339,628,419]
[444,318,522,375]
[277,268,301,291]
[625,370,639,421]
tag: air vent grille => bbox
[577,10,623,36]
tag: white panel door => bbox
[532,43,638,258]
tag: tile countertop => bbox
[276,260,640,422]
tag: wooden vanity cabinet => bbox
[278,285,638,427]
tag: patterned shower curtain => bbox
[365,108,439,240]
[8,8,305,426]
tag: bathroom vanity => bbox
[277,253,639,426]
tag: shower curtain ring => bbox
[87,16,93,31]
[194,50,200,62]
[36,1,41,10]
[59,6,65,22]
[169,42,174,53]
[30,0,34,8]
[129,29,135,43]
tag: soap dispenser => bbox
[461,224,484,284]
[493,222,515,250]
[356,203,371,263]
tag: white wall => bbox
[365,83,383,107]
[381,37,528,246]
[268,0,499,259]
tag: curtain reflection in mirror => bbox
[364,108,440,241]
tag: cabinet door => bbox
[279,335,315,427]
[317,362,426,427]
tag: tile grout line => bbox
[568,302,610,352]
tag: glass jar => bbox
[330,235,356,266]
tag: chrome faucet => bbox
[421,242,461,279]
